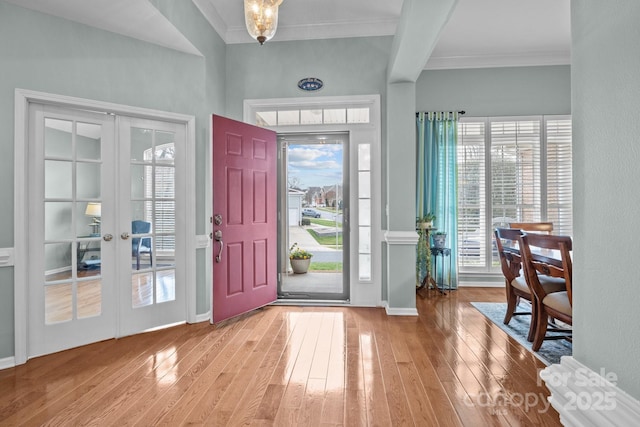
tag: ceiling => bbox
[6,0,571,69]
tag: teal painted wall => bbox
[572,0,640,400]
[416,65,571,116]
[225,37,393,120]
[226,36,395,303]
[0,0,575,363]
[0,0,225,358]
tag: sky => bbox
[287,142,343,189]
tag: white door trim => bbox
[242,94,382,308]
[14,88,197,365]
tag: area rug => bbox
[471,302,572,366]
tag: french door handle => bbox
[120,232,130,240]
[103,234,113,242]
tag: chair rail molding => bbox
[541,356,640,426]
[384,230,419,245]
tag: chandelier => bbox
[244,0,283,45]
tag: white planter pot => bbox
[290,258,311,274]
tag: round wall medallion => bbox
[297,77,323,92]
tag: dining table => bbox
[501,240,569,269]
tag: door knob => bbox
[120,232,130,240]
[103,234,113,242]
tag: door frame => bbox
[277,132,350,301]
[14,88,197,365]
[242,94,382,307]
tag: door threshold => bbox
[273,298,350,307]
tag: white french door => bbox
[27,103,186,358]
[28,104,117,357]
[117,117,186,335]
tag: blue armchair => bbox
[132,220,152,270]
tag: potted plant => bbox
[432,231,447,249]
[289,242,313,274]
[416,212,436,229]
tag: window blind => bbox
[457,116,572,273]
[545,117,573,236]
[491,119,541,224]
[457,121,486,268]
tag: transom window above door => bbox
[255,107,370,127]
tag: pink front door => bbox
[211,115,277,323]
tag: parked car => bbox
[302,208,321,218]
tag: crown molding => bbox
[224,19,397,44]
[425,50,571,70]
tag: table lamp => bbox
[85,202,101,236]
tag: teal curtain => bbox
[416,111,459,289]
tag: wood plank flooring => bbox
[0,288,561,426]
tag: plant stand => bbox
[416,226,439,297]
[430,246,452,294]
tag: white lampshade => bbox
[244,0,283,45]
[85,202,101,217]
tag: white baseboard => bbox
[382,301,418,316]
[0,356,15,370]
[541,356,640,426]
[45,266,72,276]
[459,281,503,288]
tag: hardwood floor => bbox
[0,288,561,426]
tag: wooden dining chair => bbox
[495,228,566,341]
[518,232,573,351]
[495,228,527,324]
[509,222,553,234]
[510,221,564,329]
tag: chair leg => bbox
[532,308,549,351]
[527,300,537,342]
[503,286,518,325]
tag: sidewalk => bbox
[288,225,336,252]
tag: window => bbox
[358,143,372,280]
[143,141,176,253]
[457,116,572,273]
[254,107,370,127]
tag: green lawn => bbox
[309,262,342,271]
[309,218,341,227]
[307,229,342,248]
[316,207,342,214]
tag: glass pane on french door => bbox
[43,118,106,320]
[278,133,349,300]
[120,117,184,335]
[130,127,176,307]
[30,105,116,358]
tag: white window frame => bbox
[242,95,382,307]
[143,143,176,255]
[457,114,572,276]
